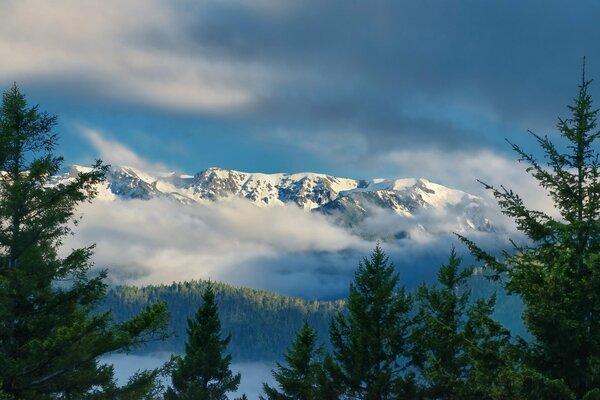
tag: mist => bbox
[103,352,274,399]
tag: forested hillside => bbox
[102,280,345,361]
[102,276,525,362]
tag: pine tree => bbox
[460,68,600,397]
[410,249,518,399]
[327,244,413,400]
[0,84,169,398]
[261,321,321,400]
[165,281,241,400]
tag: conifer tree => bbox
[460,69,600,397]
[327,244,413,399]
[165,281,241,400]
[0,84,168,398]
[261,321,321,400]
[410,249,518,399]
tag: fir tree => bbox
[0,84,168,398]
[261,321,321,400]
[328,244,413,400]
[165,281,241,400]
[410,249,518,399]
[460,68,600,397]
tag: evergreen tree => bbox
[410,250,471,398]
[165,281,241,400]
[261,321,321,400]
[410,249,518,399]
[460,69,600,397]
[0,84,168,398]
[328,244,413,400]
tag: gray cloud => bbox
[2,0,598,165]
[182,0,600,146]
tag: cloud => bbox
[2,0,597,154]
[81,128,170,173]
[50,132,546,301]
[380,148,557,218]
[0,0,261,113]
[60,135,523,299]
[64,196,371,298]
[63,185,514,298]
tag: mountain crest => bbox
[54,165,494,234]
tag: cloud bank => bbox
[2,0,598,177]
[58,131,536,299]
[63,184,519,299]
[65,196,372,298]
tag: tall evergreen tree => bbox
[328,244,413,400]
[460,69,600,397]
[410,250,472,399]
[0,84,168,398]
[165,281,241,400]
[410,249,518,399]
[261,321,321,400]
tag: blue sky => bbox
[2,0,599,190]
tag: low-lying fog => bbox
[103,352,274,399]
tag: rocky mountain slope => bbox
[54,165,495,237]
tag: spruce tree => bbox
[460,70,600,397]
[0,84,168,398]
[261,321,321,400]
[410,249,518,399]
[410,250,472,398]
[165,281,241,400]
[327,244,413,400]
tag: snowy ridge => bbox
[54,165,495,234]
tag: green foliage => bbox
[327,244,413,399]
[0,84,169,398]
[103,280,344,361]
[165,281,241,400]
[261,321,322,400]
[460,71,600,396]
[411,249,530,399]
[411,249,474,397]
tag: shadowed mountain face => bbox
[55,165,496,239]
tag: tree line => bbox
[102,280,344,361]
[1,68,600,398]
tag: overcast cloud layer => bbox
[1,0,598,181]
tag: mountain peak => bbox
[54,164,494,233]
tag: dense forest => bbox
[102,281,345,360]
[101,275,524,362]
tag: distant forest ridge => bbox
[102,277,524,362]
[102,280,345,361]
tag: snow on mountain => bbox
[54,165,495,236]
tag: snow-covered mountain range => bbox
[55,165,495,237]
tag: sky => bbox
[2,1,600,299]
[1,0,599,187]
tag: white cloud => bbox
[380,148,558,218]
[81,128,169,173]
[64,196,369,297]
[0,0,264,112]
